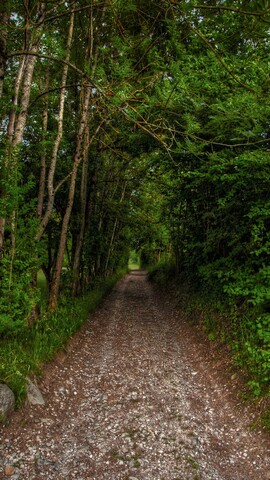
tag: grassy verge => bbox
[0,269,126,407]
[149,263,270,432]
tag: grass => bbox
[128,250,140,270]
[37,269,48,298]
[260,409,270,432]
[0,268,126,408]
[128,262,140,270]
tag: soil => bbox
[0,270,269,480]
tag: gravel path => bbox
[0,271,269,479]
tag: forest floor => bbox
[0,271,269,480]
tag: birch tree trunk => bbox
[37,12,74,239]
[0,2,46,258]
[7,56,26,142]
[0,50,26,258]
[37,70,49,218]
[49,86,92,310]
[0,0,8,98]
[105,182,127,273]
[12,5,46,147]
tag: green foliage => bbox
[128,250,140,269]
[260,408,270,432]
[0,167,45,336]
[1,0,270,413]
[0,270,125,405]
[232,313,270,396]
[150,264,270,400]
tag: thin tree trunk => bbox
[37,12,74,239]
[37,67,50,218]
[12,4,46,147]
[37,105,48,218]
[105,182,127,273]
[0,3,46,259]
[0,218,5,260]
[49,86,92,310]
[7,48,38,287]
[72,127,90,296]
[0,0,9,98]
[105,217,119,275]
[29,66,50,321]
[0,54,25,257]
[72,119,104,295]
[7,56,26,142]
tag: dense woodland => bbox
[0,1,270,402]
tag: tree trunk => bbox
[37,66,50,218]
[0,2,46,259]
[12,3,46,147]
[104,182,127,274]
[49,86,92,310]
[0,0,8,98]
[72,127,90,296]
[7,56,26,142]
[37,12,74,240]
[0,55,25,258]
[0,218,5,260]
[72,119,104,295]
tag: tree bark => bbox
[105,182,127,273]
[72,119,104,295]
[37,12,74,239]
[0,218,5,260]
[37,66,50,218]
[72,126,90,296]
[0,2,46,258]
[12,4,46,147]
[37,103,48,218]
[7,56,26,142]
[49,86,92,310]
[0,0,8,98]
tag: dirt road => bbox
[0,271,269,479]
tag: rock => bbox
[0,383,15,419]
[40,417,53,425]
[26,378,45,405]
[4,465,15,475]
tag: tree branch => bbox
[35,2,107,26]
[192,4,270,23]
[186,23,257,95]
[7,50,102,93]
[29,83,82,107]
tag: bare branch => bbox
[30,83,81,106]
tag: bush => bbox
[149,263,270,400]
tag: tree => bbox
[0,0,269,347]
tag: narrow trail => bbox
[0,271,269,480]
